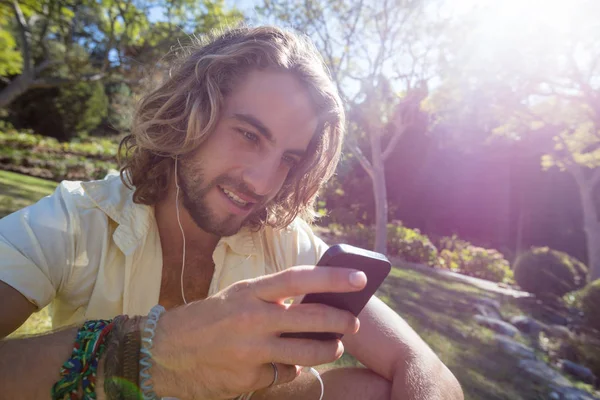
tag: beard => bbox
[177,161,266,237]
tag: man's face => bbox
[178,69,318,237]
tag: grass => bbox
[2,170,598,399]
[0,169,58,218]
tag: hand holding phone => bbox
[281,244,391,340]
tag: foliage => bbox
[386,221,438,265]
[0,25,22,76]
[55,81,109,137]
[0,0,244,113]
[105,82,134,133]
[333,221,438,265]
[438,235,514,284]
[514,247,588,299]
[0,126,119,181]
[579,279,600,332]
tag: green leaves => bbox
[0,28,22,76]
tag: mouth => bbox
[218,185,255,211]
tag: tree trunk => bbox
[370,132,388,254]
[0,72,34,108]
[578,184,600,281]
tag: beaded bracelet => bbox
[52,319,115,400]
[139,305,166,400]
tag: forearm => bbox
[252,367,391,400]
[391,352,463,400]
[343,297,463,400]
[0,327,109,399]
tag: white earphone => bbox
[174,157,188,304]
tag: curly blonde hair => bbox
[119,25,345,229]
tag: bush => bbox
[437,235,513,283]
[514,247,588,299]
[580,279,600,332]
[56,81,109,136]
[386,221,438,265]
[0,128,119,181]
[9,81,109,141]
[336,221,438,265]
[339,223,374,250]
[105,82,134,133]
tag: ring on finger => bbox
[267,362,279,388]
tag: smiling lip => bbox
[218,186,255,214]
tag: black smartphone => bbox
[281,243,391,341]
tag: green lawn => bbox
[1,170,597,399]
[0,169,58,218]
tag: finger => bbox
[254,266,367,303]
[268,337,345,366]
[276,303,360,336]
[259,362,298,389]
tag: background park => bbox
[1,0,600,398]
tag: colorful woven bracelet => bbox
[139,305,166,400]
[52,319,115,400]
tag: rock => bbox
[473,298,504,320]
[540,306,570,326]
[518,359,571,387]
[474,315,519,337]
[510,315,547,335]
[477,297,501,310]
[474,304,503,320]
[546,324,573,340]
[549,392,561,400]
[558,359,597,385]
[550,386,600,400]
[494,334,537,359]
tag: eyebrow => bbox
[232,113,307,158]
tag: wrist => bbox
[140,308,183,399]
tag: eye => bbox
[239,129,258,143]
[282,155,299,168]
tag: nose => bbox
[242,154,283,197]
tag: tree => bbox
[260,0,448,253]
[0,0,243,109]
[431,0,600,281]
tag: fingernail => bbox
[349,271,367,288]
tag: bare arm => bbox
[343,296,464,400]
[0,326,82,399]
[0,281,36,339]
[251,367,391,400]
[0,281,97,399]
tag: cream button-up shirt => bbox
[0,174,329,329]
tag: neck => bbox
[154,180,220,259]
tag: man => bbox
[0,26,463,399]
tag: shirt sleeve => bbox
[0,182,77,309]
